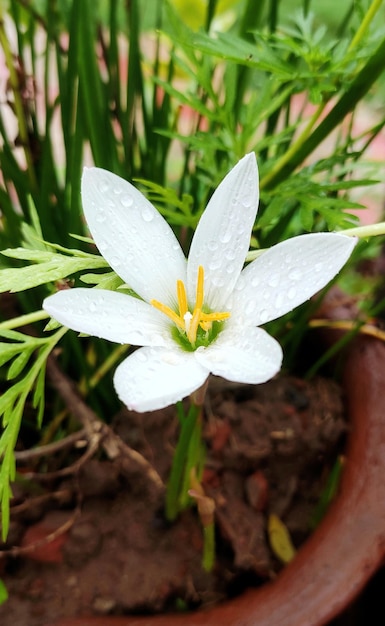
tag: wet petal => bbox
[113,347,209,412]
[187,153,259,310]
[43,288,170,346]
[81,168,187,307]
[195,325,282,384]
[231,233,357,325]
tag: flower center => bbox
[150,265,230,348]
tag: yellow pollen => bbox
[150,265,231,346]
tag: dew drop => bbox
[220,231,232,244]
[89,301,97,313]
[98,180,109,193]
[235,275,246,291]
[208,240,218,252]
[241,196,252,208]
[96,211,106,224]
[268,273,280,288]
[225,249,236,261]
[245,301,255,315]
[275,292,284,309]
[212,275,225,287]
[120,194,134,207]
[251,275,260,287]
[209,258,222,271]
[259,309,269,323]
[287,286,297,300]
[226,263,235,274]
[315,262,323,273]
[141,208,154,222]
[288,268,302,281]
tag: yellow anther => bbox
[200,312,231,322]
[177,279,188,318]
[196,265,204,310]
[187,308,202,345]
[150,299,185,330]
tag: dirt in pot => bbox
[0,373,347,626]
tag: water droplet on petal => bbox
[251,275,260,287]
[275,292,284,309]
[268,273,280,288]
[245,301,255,315]
[98,180,109,193]
[315,262,323,273]
[287,286,297,300]
[96,211,106,223]
[211,275,225,287]
[235,275,246,292]
[259,309,269,323]
[208,240,218,252]
[141,208,154,222]
[120,194,133,207]
[241,196,252,208]
[220,231,232,244]
[288,268,301,281]
[89,302,97,313]
[209,258,222,271]
[225,249,236,261]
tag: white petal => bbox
[113,347,209,412]
[231,233,357,325]
[195,325,282,384]
[81,168,187,307]
[187,153,259,310]
[43,288,170,346]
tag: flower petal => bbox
[195,325,283,384]
[113,347,209,412]
[231,233,357,325]
[43,288,170,346]
[81,168,187,307]
[187,153,259,310]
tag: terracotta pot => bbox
[49,336,385,626]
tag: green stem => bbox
[0,310,49,330]
[88,344,128,389]
[202,522,215,572]
[348,0,383,51]
[340,221,385,238]
[165,402,202,521]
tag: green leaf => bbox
[0,251,108,293]
[7,349,34,380]
[0,579,8,605]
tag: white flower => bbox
[43,154,356,412]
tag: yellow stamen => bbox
[177,279,188,318]
[187,308,202,345]
[196,265,204,310]
[200,312,231,322]
[150,299,185,330]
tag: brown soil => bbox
[0,374,346,626]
